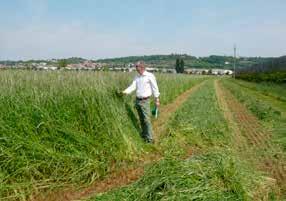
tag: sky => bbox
[0,0,286,60]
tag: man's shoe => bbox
[146,139,154,144]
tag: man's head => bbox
[135,61,145,75]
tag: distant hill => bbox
[0,55,277,70]
[63,57,86,64]
[96,54,272,69]
[0,57,86,66]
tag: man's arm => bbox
[149,74,160,106]
[123,79,136,95]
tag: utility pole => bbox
[233,44,236,78]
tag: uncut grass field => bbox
[0,70,285,201]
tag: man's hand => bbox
[115,90,125,97]
[155,98,160,107]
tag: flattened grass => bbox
[221,78,286,151]
[93,153,254,201]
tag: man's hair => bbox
[136,61,145,68]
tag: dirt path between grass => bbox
[215,80,286,197]
[31,81,206,201]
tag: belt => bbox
[136,96,150,101]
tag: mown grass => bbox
[156,74,208,105]
[91,153,255,201]
[221,78,286,151]
[0,70,206,200]
[89,80,265,201]
[232,79,286,103]
[158,79,230,157]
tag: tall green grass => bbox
[0,70,205,200]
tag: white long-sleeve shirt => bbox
[123,71,160,98]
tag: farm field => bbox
[88,79,286,201]
[0,71,285,201]
[0,71,206,200]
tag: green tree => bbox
[175,58,180,73]
[180,59,185,73]
[175,58,185,73]
[58,59,67,68]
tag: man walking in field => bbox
[122,61,160,143]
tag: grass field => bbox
[89,79,286,201]
[0,71,285,201]
[0,70,206,200]
[221,79,286,151]
[90,80,259,201]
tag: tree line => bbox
[236,56,286,83]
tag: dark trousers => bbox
[135,98,153,143]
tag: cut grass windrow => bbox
[218,79,286,198]
[221,79,286,151]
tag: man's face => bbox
[136,65,145,75]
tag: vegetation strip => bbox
[31,80,206,201]
[233,80,286,103]
[214,80,246,151]
[153,81,206,142]
[216,80,286,196]
[221,79,286,151]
